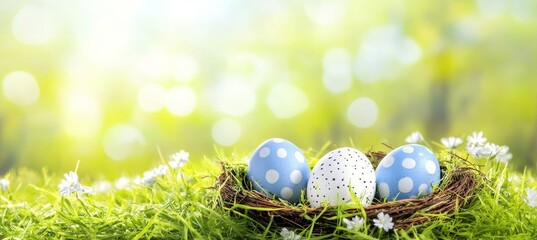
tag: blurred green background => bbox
[1,0,537,178]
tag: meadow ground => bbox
[1,138,536,239]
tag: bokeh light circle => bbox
[212,118,241,146]
[165,86,197,117]
[267,82,309,119]
[103,124,145,161]
[347,97,378,128]
[354,25,422,83]
[138,83,166,112]
[207,78,256,117]
[11,4,56,45]
[2,71,40,106]
[322,48,353,94]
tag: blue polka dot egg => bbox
[375,144,441,201]
[247,138,310,204]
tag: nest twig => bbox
[216,151,481,233]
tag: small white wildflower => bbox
[133,176,144,185]
[495,145,513,163]
[0,178,9,192]
[152,165,169,176]
[58,172,80,196]
[508,174,521,184]
[373,212,394,232]
[441,137,463,149]
[343,216,364,230]
[405,131,424,144]
[140,172,156,186]
[280,228,301,240]
[477,143,500,159]
[466,144,480,158]
[92,181,111,194]
[137,165,169,186]
[58,171,92,197]
[523,188,537,208]
[169,150,189,169]
[115,177,130,189]
[467,131,487,146]
[80,185,93,194]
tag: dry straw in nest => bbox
[216,151,482,233]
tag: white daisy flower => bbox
[495,145,513,163]
[115,177,130,189]
[80,185,93,194]
[476,143,500,159]
[467,131,487,146]
[523,188,537,208]
[140,172,156,186]
[441,137,463,149]
[137,165,169,186]
[373,212,394,232]
[280,228,301,240]
[0,178,9,192]
[169,150,189,169]
[405,131,424,144]
[92,181,111,194]
[466,144,480,158]
[152,165,169,177]
[343,216,364,230]
[58,171,91,197]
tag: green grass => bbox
[1,147,536,239]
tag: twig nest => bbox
[217,151,481,232]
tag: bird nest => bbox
[216,151,482,233]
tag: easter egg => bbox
[375,144,441,201]
[247,138,310,203]
[307,147,376,207]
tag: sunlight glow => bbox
[138,83,166,112]
[173,54,200,83]
[304,0,348,26]
[60,89,102,140]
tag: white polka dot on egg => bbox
[425,160,437,174]
[398,177,414,193]
[378,182,390,199]
[383,156,394,168]
[259,147,270,158]
[290,170,302,184]
[418,183,428,194]
[265,169,279,184]
[280,187,293,199]
[272,138,284,143]
[402,158,416,169]
[295,151,304,163]
[402,146,414,153]
[277,148,287,158]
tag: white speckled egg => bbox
[247,138,310,203]
[307,147,376,207]
[375,144,441,201]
